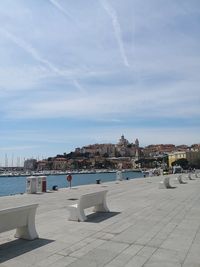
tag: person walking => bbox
[66,174,72,188]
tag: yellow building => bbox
[168,151,186,167]
[168,151,200,167]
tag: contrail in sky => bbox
[0,28,61,74]
[100,0,129,67]
[0,28,85,93]
[73,80,86,94]
[48,0,74,20]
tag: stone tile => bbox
[104,244,143,267]
[124,255,148,267]
[48,256,77,267]
[144,261,182,267]
[136,246,157,258]
[37,254,65,267]
[145,248,185,266]
[68,240,129,267]
[69,239,106,258]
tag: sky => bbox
[0,0,200,166]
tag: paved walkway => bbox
[0,173,200,267]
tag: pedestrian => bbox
[66,174,72,188]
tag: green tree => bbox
[171,158,188,169]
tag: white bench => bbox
[195,173,200,178]
[175,174,187,184]
[188,173,195,180]
[159,176,173,189]
[0,204,39,240]
[68,190,110,222]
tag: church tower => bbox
[135,138,139,148]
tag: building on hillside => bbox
[73,135,140,166]
[118,134,129,147]
[37,160,49,171]
[175,145,189,151]
[24,159,37,171]
[143,144,175,157]
[190,144,200,152]
[52,158,68,170]
[77,143,116,157]
[116,135,140,158]
[108,157,133,169]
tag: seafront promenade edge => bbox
[0,174,200,266]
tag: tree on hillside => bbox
[171,158,188,169]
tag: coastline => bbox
[0,168,141,178]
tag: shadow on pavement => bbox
[86,211,121,223]
[0,238,54,263]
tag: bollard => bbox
[52,185,58,191]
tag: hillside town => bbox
[23,135,200,173]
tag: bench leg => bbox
[77,209,87,222]
[15,208,39,240]
[68,206,87,222]
[68,207,79,221]
[93,199,110,213]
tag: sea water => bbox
[0,171,143,197]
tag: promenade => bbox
[0,174,200,267]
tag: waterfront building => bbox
[168,150,200,168]
[168,151,187,167]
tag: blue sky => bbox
[0,0,200,166]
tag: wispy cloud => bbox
[0,28,86,93]
[0,28,60,73]
[48,0,74,20]
[73,79,87,94]
[100,0,130,67]
[5,79,200,121]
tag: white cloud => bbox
[4,83,199,120]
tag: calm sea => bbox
[0,171,143,197]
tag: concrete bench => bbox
[159,176,173,189]
[68,190,110,222]
[195,172,200,178]
[175,174,187,184]
[0,204,39,240]
[188,173,195,180]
